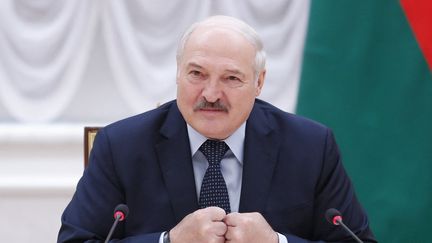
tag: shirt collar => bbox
[187,122,246,164]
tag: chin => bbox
[203,129,231,140]
[194,126,223,139]
[191,118,234,139]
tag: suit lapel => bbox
[156,102,199,222]
[155,100,280,218]
[239,102,280,213]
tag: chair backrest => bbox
[84,127,101,168]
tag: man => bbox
[58,16,376,242]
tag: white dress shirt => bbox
[187,123,245,212]
[159,123,287,243]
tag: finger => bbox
[223,212,240,226]
[202,206,227,221]
[214,235,227,243]
[224,225,239,242]
[212,221,228,236]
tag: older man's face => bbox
[176,27,265,140]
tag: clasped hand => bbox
[169,207,278,243]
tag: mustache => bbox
[194,99,228,112]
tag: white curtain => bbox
[0,0,310,123]
[0,0,99,122]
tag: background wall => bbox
[0,1,309,242]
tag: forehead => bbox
[181,27,256,72]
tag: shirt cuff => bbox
[158,232,166,243]
[278,232,288,243]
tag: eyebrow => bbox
[186,62,204,69]
[186,62,246,78]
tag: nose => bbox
[201,79,223,103]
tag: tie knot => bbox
[199,140,229,165]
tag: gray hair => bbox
[176,15,266,78]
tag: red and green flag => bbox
[296,1,432,242]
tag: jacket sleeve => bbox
[57,128,161,243]
[286,129,376,242]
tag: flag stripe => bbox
[400,0,432,69]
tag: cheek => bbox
[178,82,201,105]
[229,88,257,105]
[228,90,257,115]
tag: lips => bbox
[200,107,226,112]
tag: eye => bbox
[223,75,245,88]
[189,70,202,76]
[186,70,207,84]
[227,76,240,81]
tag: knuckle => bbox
[201,223,213,234]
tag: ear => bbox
[255,70,266,96]
[176,68,180,84]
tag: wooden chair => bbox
[84,127,101,168]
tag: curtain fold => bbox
[0,0,309,122]
[0,0,99,122]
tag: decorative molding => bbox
[0,124,99,196]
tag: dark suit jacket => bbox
[58,99,376,242]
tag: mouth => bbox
[197,108,228,116]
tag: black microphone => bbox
[325,208,363,243]
[105,204,129,243]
